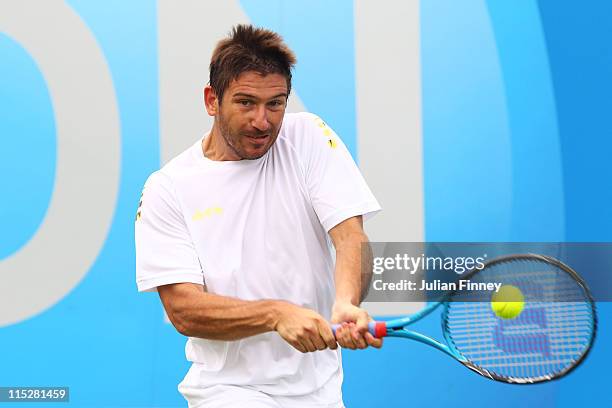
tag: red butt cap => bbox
[374,322,387,338]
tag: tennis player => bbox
[135,24,381,407]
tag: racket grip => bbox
[331,321,388,338]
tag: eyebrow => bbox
[232,92,288,100]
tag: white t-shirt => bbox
[135,112,380,399]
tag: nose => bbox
[251,105,271,132]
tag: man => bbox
[136,25,381,407]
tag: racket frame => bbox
[369,253,597,384]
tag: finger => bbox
[337,323,354,349]
[311,333,328,351]
[365,332,383,349]
[320,325,338,350]
[354,311,371,335]
[290,340,307,353]
[350,317,369,349]
[351,329,368,349]
[302,337,318,353]
[337,323,358,350]
[334,324,350,349]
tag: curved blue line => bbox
[422,0,513,241]
[486,0,565,241]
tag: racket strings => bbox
[443,258,595,382]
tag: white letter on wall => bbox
[355,0,425,316]
[0,1,120,326]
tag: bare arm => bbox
[158,283,278,340]
[328,216,381,349]
[329,215,373,306]
[158,283,337,352]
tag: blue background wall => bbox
[1,1,610,406]
[345,2,612,406]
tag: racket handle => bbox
[331,321,387,338]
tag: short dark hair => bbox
[209,24,297,102]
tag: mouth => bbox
[245,134,270,143]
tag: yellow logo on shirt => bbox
[313,116,337,148]
[135,192,143,221]
[192,207,223,221]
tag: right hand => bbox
[273,301,338,353]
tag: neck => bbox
[203,123,241,161]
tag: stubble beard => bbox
[217,113,274,160]
[215,113,244,159]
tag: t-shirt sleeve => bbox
[296,113,381,231]
[135,171,205,292]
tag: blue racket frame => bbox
[355,253,598,384]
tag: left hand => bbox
[331,301,383,350]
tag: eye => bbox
[268,100,285,108]
[238,99,253,106]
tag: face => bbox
[207,71,288,160]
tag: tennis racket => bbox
[334,253,597,384]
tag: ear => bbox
[204,85,219,116]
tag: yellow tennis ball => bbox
[491,285,525,319]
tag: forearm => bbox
[159,284,283,340]
[333,231,373,305]
[328,217,381,349]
